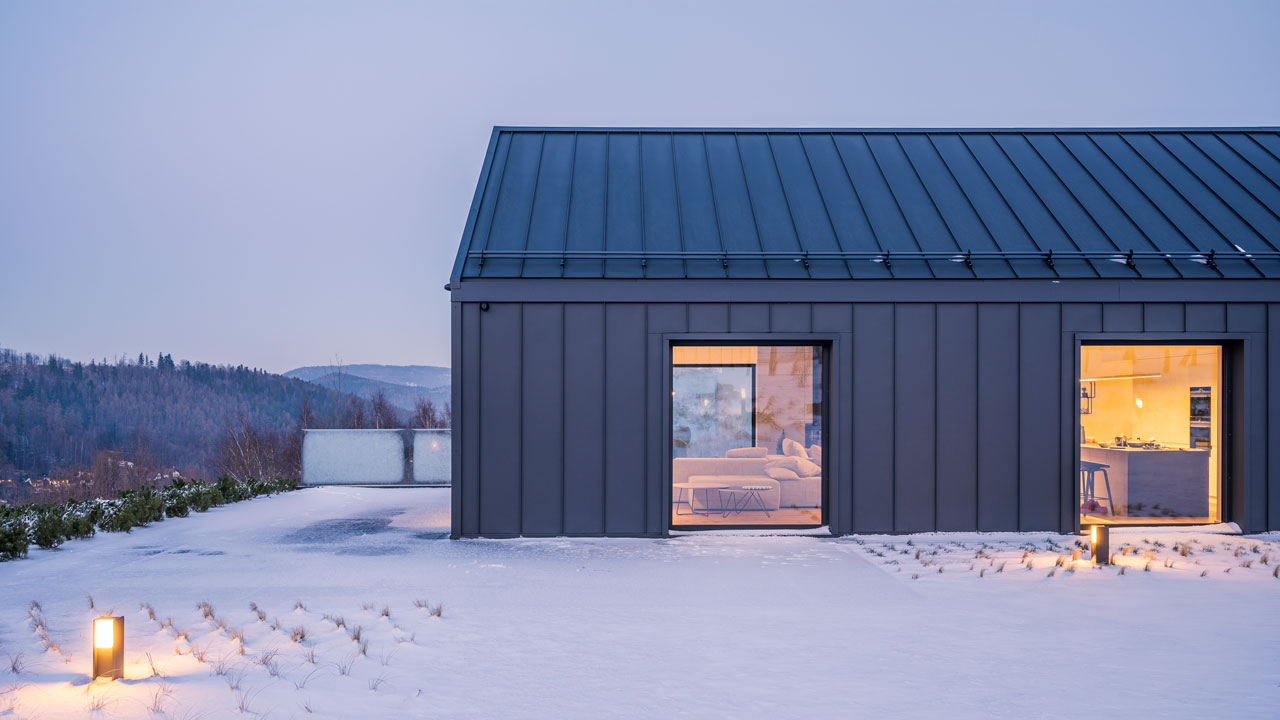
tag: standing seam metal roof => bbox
[451,128,1280,280]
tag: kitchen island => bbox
[1080,445,1211,519]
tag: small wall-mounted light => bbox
[1135,398,1143,409]
[1089,525,1110,565]
[92,616,124,680]
[479,302,490,312]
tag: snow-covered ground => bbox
[1,487,1277,719]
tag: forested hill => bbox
[0,349,344,482]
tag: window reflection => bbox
[672,345,823,527]
[1080,345,1220,525]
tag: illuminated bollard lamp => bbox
[1090,525,1111,565]
[92,616,124,680]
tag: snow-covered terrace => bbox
[2,487,1277,718]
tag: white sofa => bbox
[672,451,821,512]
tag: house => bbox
[447,127,1280,537]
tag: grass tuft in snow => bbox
[348,625,363,644]
[368,672,389,691]
[6,652,25,675]
[290,626,308,644]
[86,693,111,712]
[335,655,356,676]
[294,600,307,612]
[148,681,174,714]
[146,651,162,677]
[234,688,259,714]
[379,605,391,619]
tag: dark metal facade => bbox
[449,128,1280,538]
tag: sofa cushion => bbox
[725,446,768,458]
[767,455,820,477]
[782,438,809,459]
[765,466,801,481]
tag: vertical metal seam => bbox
[957,134,1060,278]
[1022,134,1149,279]
[518,133,548,278]
[518,303,524,534]
[894,135,969,271]
[1154,133,1280,254]
[932,303,939,531]
[926,133,1015,278]
[1222,134,1280,193]
[891,303,897,530]
[983,135,1075,279]
[602,134,611,279]
[601,304,608,533]
[829,133,890,278]
[1244,132,1280,164]
[670,133,689,278]
[732,133,773,279]
[699,134,730,279]
[1016,303,1022,530]
[1116,134,1246,262]
[643,306,649,532]
[481,136,516,278]
[560,302,566,535]
[560,134,578,279]
[763,133,812,279]
[796,135,855,278]
[637,134,648,279]
[1084,133,1209,272]
[975,303,982,530]
[1185,135,1280,238]
[863,136,937,279]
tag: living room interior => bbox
[672,344,824,527]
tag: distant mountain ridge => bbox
[285,364,450,389]
[285,364,450,414]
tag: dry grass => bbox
[147,682,174,714]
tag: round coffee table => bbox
[673,481,728,517]
[723,484,773,518]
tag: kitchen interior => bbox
[1079,345,1220,525]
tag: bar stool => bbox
[1080,460,1114,515]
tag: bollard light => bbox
[1090,525,1110,565]
[92,616,124,680]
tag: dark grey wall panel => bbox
[604,304,647,533]
[771,303,811,332]
[1103,303,1143,332]
[977,304,1020,530]
[1186,303,1227,332]
[1271,305,1279,532]
[1062,303,1102,332]
[689,303,729,332]
[852,304,895,532]
[894,305,936,531]
[1019,304,1060,530]
[729,303,769,332]
[562,303,606,534]
[647,303,687,333]
[521,304,564,535]
[478,304,522,535]
[1227,303,1266,332]
[1143,303,1185,332]
[456,296,1276,536]
[460,303,481,536]
[813,303,854,332]
[935,304,978,530]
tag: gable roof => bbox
[451,127,1280,280]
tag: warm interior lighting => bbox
[1078,373,1162,382]
[1135,398,1143,408]
[93,617,114,649]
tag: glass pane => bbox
[1079,345,1220,525]
[672,345,823,527]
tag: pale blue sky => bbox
[1,0,1277,372]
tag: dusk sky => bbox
[2,1,1277,373]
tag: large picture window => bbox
[1079,344,1221,525]
[671,345,824,528]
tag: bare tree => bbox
[412,398,438,429]
[370,389,397,429]
[216,418,297,482]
